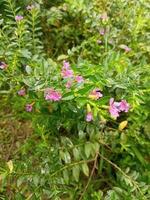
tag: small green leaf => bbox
[64,151,71,164]
[92,142,100,156]
[78,130,86,139]
[85,143,92,158]
[63,169,69,184]
[72,165,80,182]
[57,54,68,61]
[73,148,80,161]
[82,163,89,176]
[62,95,74,101]
[60,150,71,163]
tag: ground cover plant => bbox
[0,0,150,199]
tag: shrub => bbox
[0,0,150,199]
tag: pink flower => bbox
[26,5,35,10]
[26,104,33,112]
[61,60,74,78]
[124,46,131,52]
[119,44,131,52]
[0,62,7,69]
[99,28,105,35]
[75,75,84,83]
[61,69,74,78]
[65,80,72,89]
[89,89,103,100]
[44,88,62,101]
[109,98,120,118]
[120,100,129,112]
[109,98,129,118]
[15,15,23,21]
[86,112,93,122]
[18,89,26,96]
[63,60,70,69]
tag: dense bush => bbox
[0,0,150,199]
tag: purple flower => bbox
[120,100,130,112]
[26,5,35,10]
[0,62,7,69]
[44,88,62,101]
[18,89,26,96]
[86,112,93,122]
[26,104,33,112]
[15,15,23,21]
[99,28,105,35]
[109,98,120,118]
[63,60,70,70]
[109,98,129,118]
[89,89,103,100]
[75,75,84,83]
[61,69,74,78]
[61,61,74,79]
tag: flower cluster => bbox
[61,61,84,88]
[109,98,129,118]
[61,61,74,79]
[16,60,129,121]
[44,88,62,101]
[15,15,23,21]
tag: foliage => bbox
[0,0,150,199]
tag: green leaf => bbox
[78,130,86,139]
[73,148,80,161]
[85,143,92,158]
[78,85,93,95]
[25,65,32,74]
[82,163,89,176]
[62,95,74,101]
[62,92,75,101]
[20,49,31,59]
[60,150,71,163]
[72,165,80,182]
[63,169,69,184]
[92,142,100,156]
[57,54,68,61]
[64,151,71,164]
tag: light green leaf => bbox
[72,165,80,182]
[85,143,92,158]
[57,54,68,61]
[82,163,89,176]
[73,148,80,161]
[63,169,69,184]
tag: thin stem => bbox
[50,158,95,178]
[79,153,98,200]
